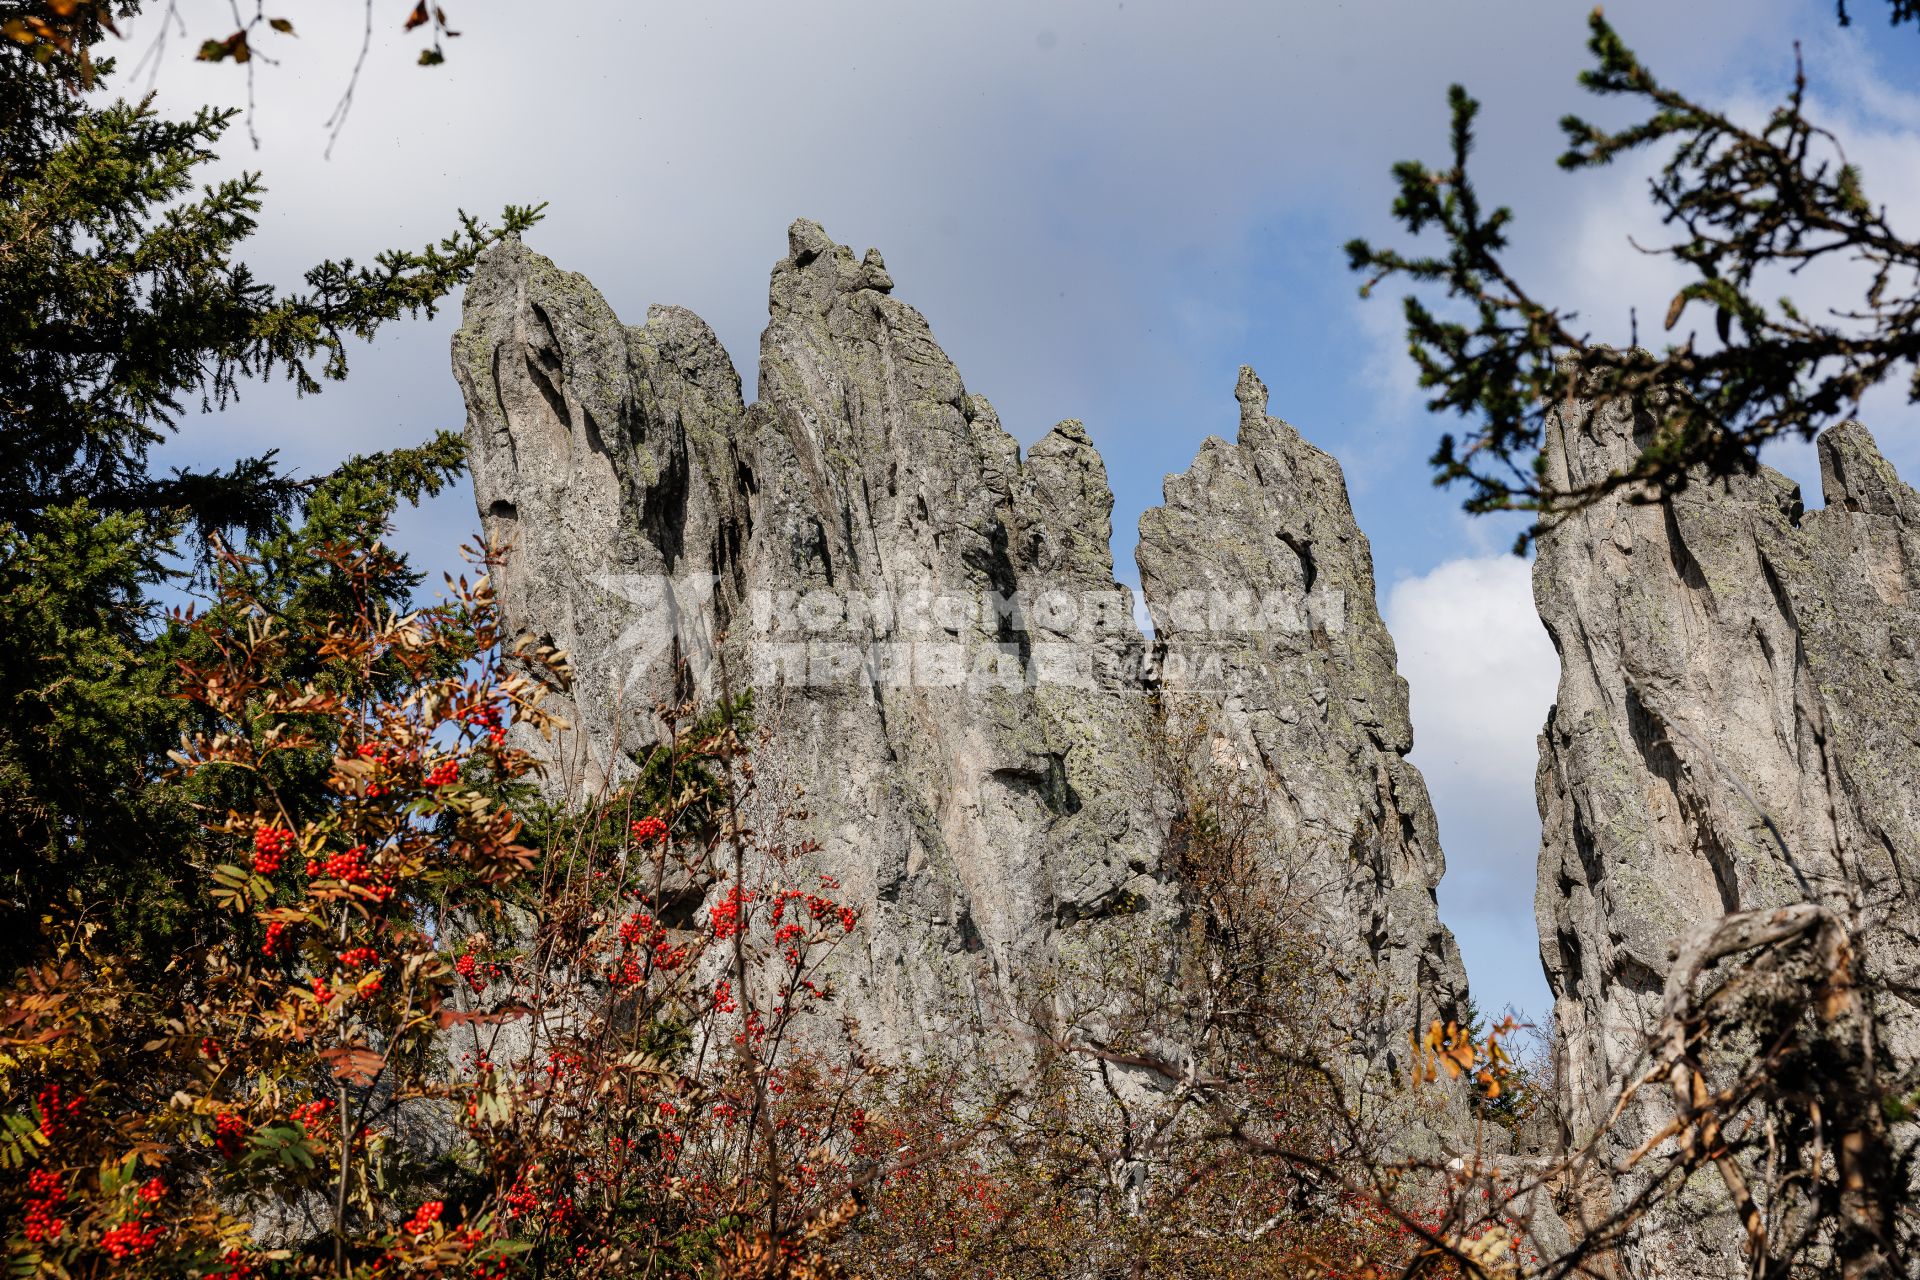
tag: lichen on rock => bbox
[1532,386,1920,1277]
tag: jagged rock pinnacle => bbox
[453,222,1469,1079]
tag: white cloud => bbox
[1390,555,1556,792]
[1388,555,1560,1017]
[125,0,1811,463]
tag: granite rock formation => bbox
[1533,390,1920,1276]
[1138,366,1466,1046]
[453,219,1467,1066]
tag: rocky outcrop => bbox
[1533,390,1920,1276]
[1137,367,1465,1050]
[454,220,1466,1065]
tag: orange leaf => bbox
[436,1002,531,1029]
[319,1046,386,1085]
[1664,291,1686,331]
[404,1,430,30]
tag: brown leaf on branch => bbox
[196,30,250,63]
[436,1002,531,1029]
[319,1045,386,1085]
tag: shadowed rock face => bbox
[453,219,1466,1063]
[1533,392,1920,1277]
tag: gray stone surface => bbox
[1136,366,1467,1057]
[454,221,1466,1067]
[1532,390,1920,1277]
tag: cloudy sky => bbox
[134,0,1920,1020]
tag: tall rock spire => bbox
[1137,365,1468,1055]
[1532,389,1920,1276]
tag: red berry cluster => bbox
[207,1249,255,1280]
[459,702,506,747]
[608,953,643,988]
[425,759,459,788]
[731,1008,767,1049]
[252,824,294,874]
[339,946,378,969]
[100,1219,164,1260]
[767,887,859,938]
[214,1111,247,1160]
[452,939,503,994]
[307,845,396,902]
[713,979,737,1014]
[709,885,756,940]
[312,977,333,1005]
[355,741,404,797]
[608,910,674,987]
[502,1174,539,1220]
[35,1083,83,1137]
[316,844,370,883]
[617,911,654,947]
[629,815,667,844]
[289,1098,334,1131]
[23,1168,65,1244]
[404,1200,444,1236]
[261,921,289,956]
[137,1175,166,1204]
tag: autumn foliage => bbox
[0,531,1549,1279]
[0,537,871,1278]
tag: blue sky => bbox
[136,0,1920,1021]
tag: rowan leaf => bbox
[320,1045,386,1085]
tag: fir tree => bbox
[1347,9,1920,549]
[0,6,540,969]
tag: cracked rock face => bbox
[1136,367,1466,1053]
[1533,392,1920,1277]
[454,220,1466,1065]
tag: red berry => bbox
[252,824,294,874]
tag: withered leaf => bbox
[319,1046,386,1085]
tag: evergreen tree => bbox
[0,6,540,970]
[1347,9,1920,549]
